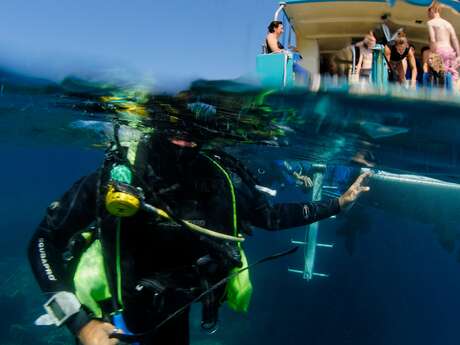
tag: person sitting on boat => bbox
[384,33,418,87]
[355,32,377,81]
[427,1,460,82]
[266,20,286,54]
[265,20,309,85]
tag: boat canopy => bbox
[279,0,460,73]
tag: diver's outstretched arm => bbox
[249,198,341,231]
[246,172,371,231]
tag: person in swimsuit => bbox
[355,32,377,81]
[384,34,418,87]
[427,1,460,81]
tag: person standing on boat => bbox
[427,1,460,82]
[355,32,377,81]
[384,34,418,87]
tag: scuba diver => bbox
[28,130,370,345]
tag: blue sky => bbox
[1,0,280,83]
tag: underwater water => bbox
[1,67,460,345]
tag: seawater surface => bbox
[1,67,460,345]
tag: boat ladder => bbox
[288,164,335,280]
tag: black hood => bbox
[142,134,201,184]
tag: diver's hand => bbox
[338,171,372,209]
[78,320,121,345]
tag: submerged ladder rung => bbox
[322,185,339,189]
[290,239,334,248]
[291,240,306,245]
[317,243,334,248]
[288,268,330,278]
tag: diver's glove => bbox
[197,235,242,268]
[218,241,242,268]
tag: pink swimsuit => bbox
[435,46,459,80]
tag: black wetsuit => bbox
[28,138,341,345]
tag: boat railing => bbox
[256,43,455,95]
[256,51,295,88]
